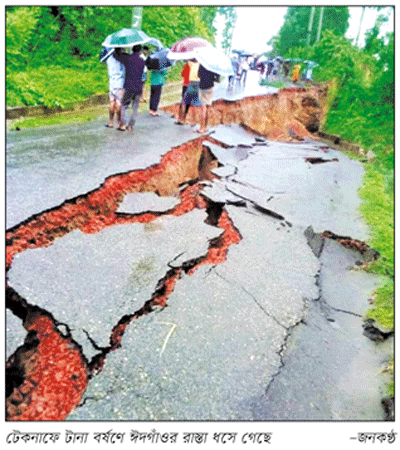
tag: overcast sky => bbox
[216,6,394,55]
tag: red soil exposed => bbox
[162,85,328,142]
[6,312,88,421]
[321,230,380,262]
[6,135,242,420]
[6,86,327,420]
[6,137,207,271]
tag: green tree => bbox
[6,6,220,107]
[6,5,132,68]
[273,6,349,56]
[142,6,217,47]
[6,6,41,69]
[201,6,218,36]
[7,6,219,69]
[218,6,237,54]
[363,9,390,55]
[373,31,394,106]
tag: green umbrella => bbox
[102,28,152,48]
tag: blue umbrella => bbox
[147,48,173,70]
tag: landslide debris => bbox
[162,85,328,141]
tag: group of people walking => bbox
[102,44,167,132]
[256,56,315,84]
[176,59,220,133]
[102,43,220,134]
[228,54,250,89]
[102,41,317,133]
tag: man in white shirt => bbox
[103,47,125,128]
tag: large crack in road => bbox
[6,89,392,421]
[5,128,315,420]
[6,135,245,419]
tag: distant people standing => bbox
[292,63,301,83]
[114,44,146,132]
[255,58,264,75]
[304,62,316,81]
[229,55,239,88]
[149,68,167,116]
[239,57,249,86]
[198,64,220,133]
[179,61,191,120]
[283,59,291,79]
[176,59,200,125]
[272,58,281,79]
[266,59,274,79]
[101,47,125,129]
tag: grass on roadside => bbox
[260,79,290,89]
[7,82,183,131]
[358,165,394,332]
[323,78,394,397]
[384,357,394,398]
[343,150,394,332]
[356,157,394,399]
[8,108,107,130]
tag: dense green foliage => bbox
[315,24,393,335]
[218,6,238,54]
[142,6,217,48]
[313,29,394,190]
[6,5,228,108]
[6,61,106,108]
[270,6,349,56]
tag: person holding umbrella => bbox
[113,44,146,132]
[100,47,125,129]
[179,61,191,119]
[145,47,173,116]
[197,64,220,133]
[167,37,232,129]
[176,59,201,125]
[148,67,167,116]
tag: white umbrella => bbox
[102,28,152,48]
[193,45,234,77]
[167,37,211,61]
[146,38,163,49]
[100,47,115,62]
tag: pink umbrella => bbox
[167,37,211,60]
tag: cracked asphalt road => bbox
[6,88,392,420]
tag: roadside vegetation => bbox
[6,6,236,110]
[314,28,394,336]
[6,6,394,394]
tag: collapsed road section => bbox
[6,88,392,421]
[6,134,244,420]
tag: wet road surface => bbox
[5,76,392,421]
